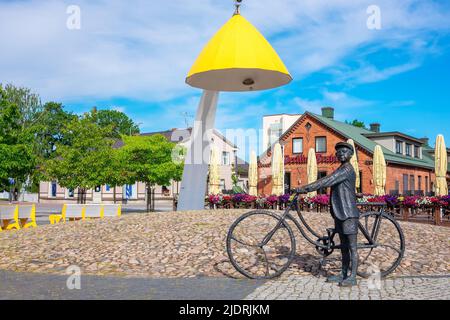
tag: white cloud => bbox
[0,0,449,104]
[111,106,125,113]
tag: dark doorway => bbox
[284,172,291,194]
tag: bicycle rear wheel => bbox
[357,211,405,278]
[226,210,296,280]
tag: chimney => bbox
[321,107,334,119]
[370,123,381,133]
[420,137,429,146]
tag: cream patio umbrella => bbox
[248,150,258,196]
[347,139,360,192]
[435,134,448,196]
[307,148,318,197]
[271,143,284,196]
[208,146,221,195]
[373,145,387,196]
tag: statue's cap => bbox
[335,142,354,153]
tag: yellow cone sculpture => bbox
[307,148,318,197]
[271,143,284,196]
[347,139,360,192]
[373,145,387,196]
[248,150,258,196]
[435,134,448,196]
[186,13,292,92]
[178,2,292,210]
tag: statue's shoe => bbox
[339,278,357,287]
[326,275,343,283]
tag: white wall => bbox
[263,114,301,150]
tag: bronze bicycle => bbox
[226,192,405,280]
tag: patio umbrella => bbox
[208,146,221,195]
[271,143,284,196]
[178,2,292,210]
[248,150,258,196]
[373,145,387,196]
[347,139,360,192]
[307,148,318,197]
[435,134,448,196]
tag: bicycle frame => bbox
[261,193,384,251]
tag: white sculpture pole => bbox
[177,90,219,211]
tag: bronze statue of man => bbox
[296,142,359,287]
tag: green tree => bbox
[1,83,42,128]
[345,119,366,129]
[43,111,115,203]
[30,102,76,160]
[118,134,184,212]
[28,102,76,191]
[104,148,134,204]
[0,87,36,195]
[95,109,140,138]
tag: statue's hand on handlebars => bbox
[293,187,308,194]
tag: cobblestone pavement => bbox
[0,270,265,300]
[1,269,447,300]
[0,210,449,278]
[244,274,450,300]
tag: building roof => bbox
[144,128,238,149]
[262,113,302,117]
[113,128,248,173]
[114,128,238,150]
[362,132,425,145]
[306,112,436,170]
[260,111,437,170]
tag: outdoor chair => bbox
[84,204,103,219]
[18,205,37,229]
[102,204,121,218]
[60,204,85,222]
[0,205,21,231]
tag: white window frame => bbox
[65,188,75,199]
[395,140,403,154]
[222,151,230,165]
[219,179,226,191]
[49,181,58,198]
[292,138,303,154]
[315,137,327,153]
[123,183,138,200]
[414,145,421,158]
[405,143,412,157]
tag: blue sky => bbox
[1,0,450,159]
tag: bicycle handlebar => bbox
[290,189,307,195]
[291,190,366,199]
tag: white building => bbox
[262,113,301,150]
[38,128,248,204]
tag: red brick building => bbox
[258,108,450,196]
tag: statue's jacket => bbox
[303,162,360,221]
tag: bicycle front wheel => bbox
[226,210,296,280]
[357,211,405,278]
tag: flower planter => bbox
[203,193,450,226]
